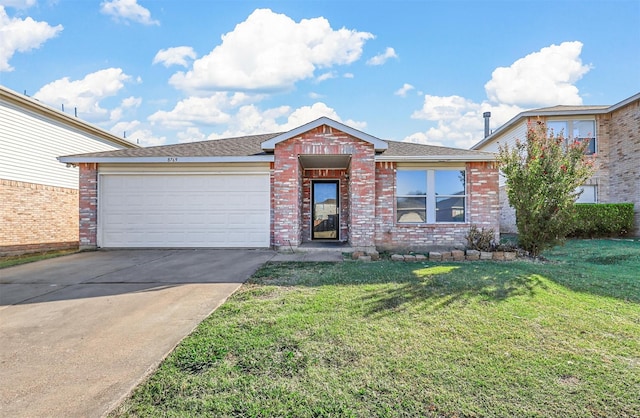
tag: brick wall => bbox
[78,163,98,249]
[272,125,376,249]
[374,161,500,252]
[0,178,79,256]
[607,99,640,235]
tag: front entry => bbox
[312,180,339,240]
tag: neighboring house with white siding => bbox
[472,92,640,236]
[0,85,136,255]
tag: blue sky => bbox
[1,0,639,148]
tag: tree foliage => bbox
[498,121,595,256]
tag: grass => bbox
[0,249,79,269]
[112,239,640,417]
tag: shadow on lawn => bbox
[361,265,546,315]
[252,262,547,315]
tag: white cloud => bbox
[110,120,165,146]
[34,68,131,121]
[110,119,140,137]
[406,41,591,148]
[367,47,398,66]
[0,5,63,71]
[411,95,479,121]
[202,101,365,140]
[316,71,336,82]
[485,41,591,107]
[0,0,37,8]
[126,128,166,146]
[147,93,259,129]
[169,8,373,92]
[343,72,354,79]
[308,92,324,99]
[177,127,207,143]
[100,0,159,26]
[121,96,142,108]
[407,100,523,149]
[153,46,196,67]
[394,83,414,97]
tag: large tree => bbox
[499,121,595,256]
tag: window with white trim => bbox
[547,120,596,155]
[396,169,466,223]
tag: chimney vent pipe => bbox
[483,111,491,138]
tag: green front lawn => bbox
[112,239,640,417]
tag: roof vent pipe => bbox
[483,111,491,138]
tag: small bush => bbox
[466,225,496,251]
[570,203,634,237]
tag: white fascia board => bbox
[261,116,388,152]
[376,154,496,163]
[58,155,275,164]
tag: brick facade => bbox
[0,178,79,256]
[374,161,500,251]
[606,99,640,235]
[75,126,500,251]
[272,126,376,250]
[78,163,99,250]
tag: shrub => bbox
[498,121,596,256]
[466,225,496,251]
[570,203,634,237]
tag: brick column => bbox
[79,163,98,249]
[272,143,302,248]
[467,161,500,239]
[349,154,376,250]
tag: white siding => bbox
[478,122,527,186]
[0,99,127,189]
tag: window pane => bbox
[436,197,465,222]
[397,197,426,223]
[397,170,426,195]
[435,170,465,196]
[582,137,596,155]
[547,121,567,137]
[573,120,595,139]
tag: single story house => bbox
[0,85,137,256]
[59,117,499,252]
[472,92,640,235]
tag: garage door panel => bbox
[100,173,270,248]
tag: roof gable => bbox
[472,92,640,150]
[260,117,388,152]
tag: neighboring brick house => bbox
[0,85,137,256]
[60,117,499,252]
[472,92,640,236]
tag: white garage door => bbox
[99,173,270,248]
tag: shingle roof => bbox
[61,130,495,162]
[382,140,494,158]
[529,105,609,113]
[63,133,281,158]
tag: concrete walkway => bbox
[271,250,345,262]
[0,249,275,417]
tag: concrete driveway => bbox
[0,249,275,417]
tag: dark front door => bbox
[312,180,339,240]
